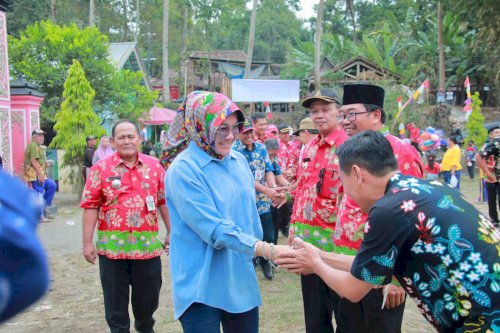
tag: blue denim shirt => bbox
[165,142,263,319]
[232,140,274,215]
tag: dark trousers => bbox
[179,302,258,333]
[486,181,500,225]
[443,170,461,190]
[259,212,274,244]
[466,161,475,179]
[271,201,292,243]
[98,255,162,333]
[301,274,405,333]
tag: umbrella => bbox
[142,106,177,125]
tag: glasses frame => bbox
[216,122,244,139]
[336,111,371,122]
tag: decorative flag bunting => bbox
[391,79,429,132]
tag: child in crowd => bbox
[424,154,440,180]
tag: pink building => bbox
[10,78,44,175]
[0,1,44,175]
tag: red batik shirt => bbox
[254,132,274,144]
[277,139,301,182]
[80,153,166,260]
[291,127,348,251]
[334,129,424,255]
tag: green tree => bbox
[50,60,106,186]
[464,92,488,147]
[8,21,115,127]
[9,20,156,128]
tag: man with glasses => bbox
[330,84,423,332]
[288,89,348,333]
[233,119,281,279]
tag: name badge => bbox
[146,195,155,212]
[255,169,263,181]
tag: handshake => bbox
[255,237,322,276]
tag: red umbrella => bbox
[142,106,177,125]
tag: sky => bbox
[297,0,318,20]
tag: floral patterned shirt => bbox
[233,140,274,215]
[479,137,500,182]
[277,139,301,183]
[334,132,424,255]
[351,174,500,332]
[80,152,166,259]
[254,132,274,145]
[290,127,348,251]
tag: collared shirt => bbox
[80,152,166,260]
[351,174,500,332]
[24,142,45,169]
[291,127,348,251]
[277,139,301,182]
[479,137,500,182]
[254,132,274,144]
[334,130,424,255]
[441,145,462,171]
[166,142,263,319]
[233,140,274,215]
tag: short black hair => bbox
[250,112,266,123]
[264,138,280,151]
[363,104,386,124]
[488,126,499,134]
[448,136,458,144]
[337,130,398,177]
[112,119,141,137]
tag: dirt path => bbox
[0,177,491,332]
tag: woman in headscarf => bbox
[92,136,114,165]
[164,91,289,333]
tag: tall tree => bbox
[51,0,57,23]
[245,0,258,79]
[162,0,170,102]
[345,0,357,43]
[8,20,156,127]
[89,0,96,26]
[50,60,106,187]
[437,1,445,91]
[314,0,325,90]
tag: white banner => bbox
[231,79,300,102]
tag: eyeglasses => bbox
[336,111,371,122]
[216,122,244,139]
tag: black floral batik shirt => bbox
[351,174,500,333]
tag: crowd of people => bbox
[3,83,499,333]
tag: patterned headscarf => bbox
[160,91,243,170]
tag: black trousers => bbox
[486,181,500,225]
[301,274,405,333]
[99,255,162,333]
[271,201,292,243]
